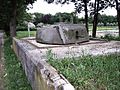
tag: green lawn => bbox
[4,38,32,90]
[48,54,120,90]
[16,31,36,39]
[89,26,118,31]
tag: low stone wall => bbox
[0,33,3,59]
[12,38,75,90]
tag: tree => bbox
[98,14,117,26]
[0,0,36,38]
[90,0,110,37]
[33,13,44,25]
[9,0,17,37]
[70,12,78,24]
[33,12,79,24]
[0,0,11,36]
[42,14,53,24]
[54,12,78,23]
[74,0,90,32]
[107,0,120,36]
[91,0,100,37]
[114,0,120,36]
[84,0,89,33]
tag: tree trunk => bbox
[84,0,89,33]
[115,0,120,36]
[4,24,10,36]
[117,10,120,36]
[92,0,99,38]
[92,14,97,37]
[10,0,17,38]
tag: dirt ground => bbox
[0,33,4,90]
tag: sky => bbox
[27,0,117,17]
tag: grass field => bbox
[48,54,120,90]
[4,38,32,90]
[89,26,118,31]
[16,31,36,39]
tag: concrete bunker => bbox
[36,23,89,45]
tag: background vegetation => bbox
[17,12,118,32]
[21,12,118,26]
[1,0,120,38]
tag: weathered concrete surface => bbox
[36,23,89,44]
[23,38,120,59]
[0,32,3,59]
[36,26,63,44]
[13,38,75,90]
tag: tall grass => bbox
[48,54,120,90]
[4,37,32,90]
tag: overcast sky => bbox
[27,0,117,17]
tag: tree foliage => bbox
[33,12,79,25]
[98,14,117,26]
[0,0,36,37]
[33,13,44,25]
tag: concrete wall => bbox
[0,33,3,60]
[12,38,75,90]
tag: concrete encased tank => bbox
[36,23,89,45]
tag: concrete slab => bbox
[0,32,4,90]
[22,38,120,59]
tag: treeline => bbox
[24,12,117,26]
[27,12,79,25]
[89,14,117,26]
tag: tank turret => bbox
[36,23,89,45]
